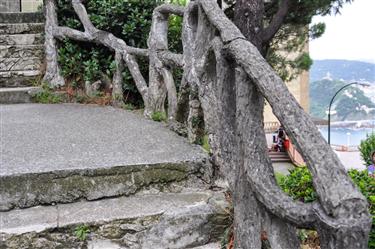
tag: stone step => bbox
[192,243,221,249]
[0,86,40,104]
[0,23,44,35]
[0,191,229,249]
[271,158,292,163]
[0,45,43,58]
[0,12,44,24]
[0,104,212,211]
[0,33,44,46]
[0,70,41,87]
[0,57,42,71]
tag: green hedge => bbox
[359,133,375,166]
[278,167,375,248]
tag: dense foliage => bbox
[360,133,375,166]
[56,0,184,106]
[278,167,375,248]
[309,79,375,121]
[278,167,317,203]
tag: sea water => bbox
[319,126,375,146]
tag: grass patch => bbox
[74,225,90,241]
[32,89,64,104]
[151,111,167,122]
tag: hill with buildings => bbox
[310,59,375,83]
[309,79,375,121]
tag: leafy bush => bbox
[360,133,375,166]
[151,111,167,122]
[278,167,317,203]
[278,167,375,248]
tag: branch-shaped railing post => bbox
[44,0,184,118]
[147,4,184,119]
[112,51,124,107]
[43,0,65,87]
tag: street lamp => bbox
[327,82,370,145]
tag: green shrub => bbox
[359,133,375,166]
[279,167,317,203]
[279,167,375,248]
[151,111,167,122]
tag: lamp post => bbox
[328,82,370,145]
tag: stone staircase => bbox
[0,104,229,248]
[269,151,292,163]
[0,12,44,103]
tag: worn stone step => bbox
[0,70,41,87]
[0,104,212,211]
[0,45,44,58]
[0,23,44,35]
[0,57,42,71]
[0,86,40,104]
[0,191,229,249]
[0,33,44,45]
[192,243,220,249]
[0,12,44,24]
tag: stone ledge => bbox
[1,104,212,210]
[0,161,211,211]
[0,12,44,24]
[0,69,40,77]
[0,23,44,35]
[0,86,40,104]
[0,45,44,58]
[0,34,44,46]
[0,191,230,249]
[0,57,42,71]
[0,74,41,87]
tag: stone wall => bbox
[0,0,21,12]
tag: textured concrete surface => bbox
[0,192,212,234]
[334,151,366,171]
[192,243,220,249]
[0,104,207,176]
[0,12,44,24]
[272,162,295,175]
[1,191,229,249]
[0,23,44,35]
[0,87,40,104]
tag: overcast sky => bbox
[309,0,375,64]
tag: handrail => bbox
[43,0,371,247]
[285,137,305,167]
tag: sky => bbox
[309,0,375,64]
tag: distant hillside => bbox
[310,79,375,121]
[310,59,375,83]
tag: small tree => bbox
[360,133,375,166]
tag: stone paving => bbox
[1,104,207,176]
